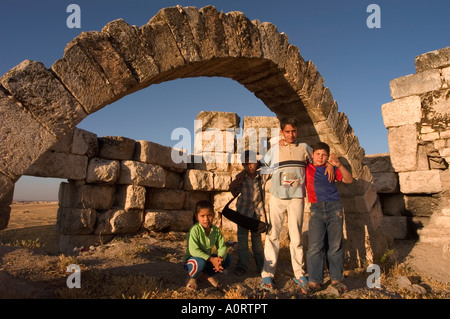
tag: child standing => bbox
[259,117,334,294]
[183,200,232,290]
[229,150,265,276]
[305,142,353,294]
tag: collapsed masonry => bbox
[379,47,450,245]
[0,5,389,263]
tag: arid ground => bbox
[0,202,448,300]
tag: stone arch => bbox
[0,6,387,261]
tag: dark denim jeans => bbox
[307,200,344,283]
[236,225,264,273]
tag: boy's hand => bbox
[328,153,341,168]
[325,161,335,182]
[210,256,224,272]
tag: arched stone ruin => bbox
[0,5,389,263]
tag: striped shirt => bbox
[231,172,265,219]
[261,142,312,199]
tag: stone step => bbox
[419,236,450,244]
[427,214,450,227]
[418,227,450,237]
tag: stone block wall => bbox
[381,46,450,244]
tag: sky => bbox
[1,0,449,201]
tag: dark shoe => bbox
[234,267,246,276]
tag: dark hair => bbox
[240,150,258,164]
[279,117,299,130]
[312,142,330,154]
[195,200,214,214]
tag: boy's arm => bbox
[329,154,353,184]
[229,171,245,197]
[215,229,228,260]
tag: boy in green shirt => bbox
[183,200,232,290]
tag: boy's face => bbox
[197,208,214,230]
[280,124,298,144]
[243,161,258,175]
[312,149,329,166]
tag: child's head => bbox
[279,117,299,144]
[312,142,330,166]
[240,150,259,175]
[195,200,214,230]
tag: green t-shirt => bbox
[184,223,227,261]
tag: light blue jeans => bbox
[307,200,344,284]
[236,225,264,273]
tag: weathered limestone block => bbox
[188,157,230,172]
[195,111,240,132]
[213,191,236,213]
[149,7,202,63]
[389,69,442,99]
[59,182,115,210]
[0,187,13,230]
[0,89,58,181]
[48,131,73,153]
[283,45,308,93]
[255,21,289,70]
[69,31,137,96]
[387,124,418,172]
[25,152,88,180]
[183,191,211,211]
[95,209,143,235]
[143,209,193,232]
[192,152,234,165]
[115,185,146,210]
[340,183,378,215]
[371,172,399,193]
[421,89,450,129]
[363,153,395,173]
[57,207,96,235]
[0,171,15,203]
[213,172,232,191]
[298,61,326,116]
[381,96,422,128]
[143,210,172,231]
[380,193,405,216]
[98,136,135,160]
[102,19,159,83]
[118,160,166,187]
[399,170,442,194]
[404,195,439,217]
[0,207,11,230]
[442,66,450,86]
[0,60,87,138]
[414,47,450,72]
[221,11,262,59]
[86,158,120,184]
[169,210,195,231]
[146,189,186,210]
[164,169,183,189]
[195,6,229,59]
[184,169,214,191]
[72,128,98,157]
[134,140,187,173]
[195,130,236,154]
[51,39,117,114]
[380,216,408,239]
[140,20,185,75]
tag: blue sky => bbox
[1,0,449,200]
